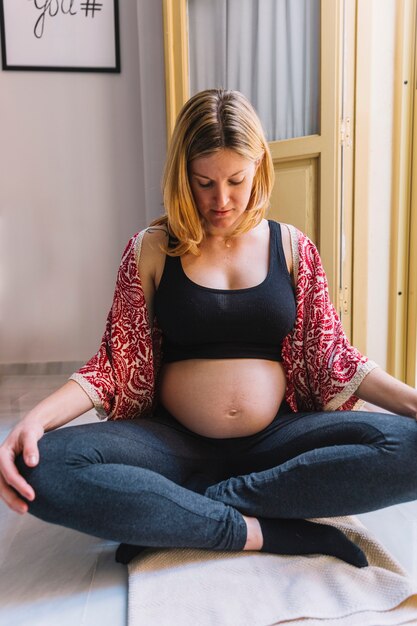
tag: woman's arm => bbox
[0,377,94,514]
[356,368,417,419]
[70,229,167,421]
[22,379,94,432]
[138,226,169,320]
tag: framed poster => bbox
[0,0,120,72]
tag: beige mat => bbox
[128,516,417,626]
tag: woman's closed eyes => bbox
[197,178,245,189]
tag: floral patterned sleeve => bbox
[69,230,160,420]
[282,226,379,412]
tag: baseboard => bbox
[0,362,84,376]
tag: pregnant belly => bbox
[158,359,287,438]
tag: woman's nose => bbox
[214,185,229,208]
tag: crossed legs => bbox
[16,407,417,563]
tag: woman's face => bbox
[188,149,259,235]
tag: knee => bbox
[391,418,417,454]
[15,431,68,516]
[17,429,64,476]
[386,418,417,484]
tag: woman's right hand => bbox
[0,419,44,514]
[0,380,94,514]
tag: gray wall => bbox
[0,1,166,364]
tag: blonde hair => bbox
[152,88,274,256]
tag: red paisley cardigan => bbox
[69,224,379,420]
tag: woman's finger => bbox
[0,474,29,514]
[0,447,35,501]
[21,431,41,467]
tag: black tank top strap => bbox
[167,231,179,250]
[160,243,182,281]
[268,221,291,282]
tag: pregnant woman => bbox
[1,89,417,568]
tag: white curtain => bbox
[188,0,320,141]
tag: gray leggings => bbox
[17,403,417,551]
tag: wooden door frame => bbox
[162,0,189,140]
[406,0,417,387]
[162,0,345,306]
[351,0,372,353]
[384,0,416,382]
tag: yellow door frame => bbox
[386,0,416,383]
[162,0,189,140]
[406,0,417,387]
[351,0,372,353]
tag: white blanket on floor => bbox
[128,516,417,626]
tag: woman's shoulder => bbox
[136,225,169,293]
[271,220,317,253]
[129,224,168,263]
[142,224,170,249]
[269,220,301,241]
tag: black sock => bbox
[115,521,368,568]
[115,543,147,565]
[258,518,368,568]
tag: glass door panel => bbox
[188,0,320,141]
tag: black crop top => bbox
[154,220,296,363]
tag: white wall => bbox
[0,1,166,364]
[365,0,396,370]
[0,0,397,369]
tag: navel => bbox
[226,408,239,419]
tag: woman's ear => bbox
[255,153,264,171]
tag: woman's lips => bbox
[212,209,231,216]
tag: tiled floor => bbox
[0,374,417,625]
